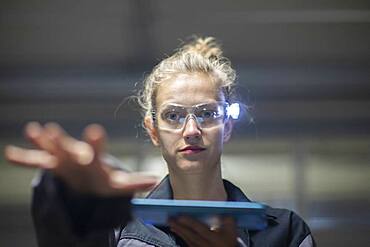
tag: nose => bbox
[182,117,202,143]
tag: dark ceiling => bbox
[1,0,370,139]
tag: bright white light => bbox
[227,103,240,119]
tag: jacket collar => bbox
[145,175,173,199]
[146,175,253,202]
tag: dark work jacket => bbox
[32,169,315,246]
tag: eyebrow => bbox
[159,100,219,107]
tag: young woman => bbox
[5,37,314,246]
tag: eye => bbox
[164,111,180,121]
[200,110,214,119]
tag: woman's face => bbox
[146,72,233,175]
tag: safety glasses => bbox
[153,101,239,131]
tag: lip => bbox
[178,145,206,155]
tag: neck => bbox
[169,163,227,201]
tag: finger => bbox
[176,216,237,246]
[44,122,69,156]
[169,220,207,247]
[4,145,58,169]
[45,123,94,166]
[220,216,237,234]
[83,124,106,164]
[221,216,236,226]
[44,122,93,168]
[44,122,67,139]
[60,137,94,165]
[24,122,57,153]
[108,171,158,195]
[176,216,211,236]
[175,216,222,245]
[217,216,238,245]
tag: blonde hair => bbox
[137,36,237,119]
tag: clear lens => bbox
[160,105,188,129]
[157,102,226,130]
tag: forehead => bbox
[156,72,224,106]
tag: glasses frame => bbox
[151,101,231,131]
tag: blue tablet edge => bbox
[131,198,267,230]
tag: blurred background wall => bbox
[1,0,369,246]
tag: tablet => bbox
[131,198,267,230]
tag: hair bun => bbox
[181,36,223,59]
[137,36,236,119]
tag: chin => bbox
[176,160,206,174]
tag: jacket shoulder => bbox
[249,206,314,247]
[119,219,176,247]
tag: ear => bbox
[144,116,160,146]
[223,119,234,143]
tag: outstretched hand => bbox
[4,122,157,196]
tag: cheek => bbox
[158,132,178,154]
[157,132,181,166]
[204,127,225,150]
